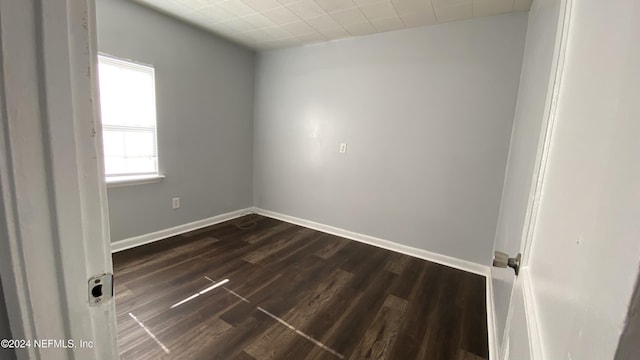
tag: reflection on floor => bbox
[113,214,488,360]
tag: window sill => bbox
[106,174,165,188]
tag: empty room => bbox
[1,0,640,360]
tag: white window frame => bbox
[97,54,163,186]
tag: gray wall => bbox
[254,13,528,265]
[96,0,255,242]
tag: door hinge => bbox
[493,251,522,276]
[89,273,113,306]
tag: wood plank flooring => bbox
[113,215,488,360]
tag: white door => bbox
[0,0,118,359]
[490,0,569,358]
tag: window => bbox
[97,55,159,182]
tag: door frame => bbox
[497,0,573,358]
[0,0,118,359]
[518,0,572,270]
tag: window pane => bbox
[125,157,157,175]
[98,55,159,178]
[98,63,124,126]
[124,130,156,157]
[98,60,156,128]
[102,130,125,157]
[104,157,127,176]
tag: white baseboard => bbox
[111,207,253,253]
[487,269,499,360]
[252,207,489,276]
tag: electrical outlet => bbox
[339,143,347,154]
[172,197,180,209]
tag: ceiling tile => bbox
[330,7,368,26]
[242,13,276,28]
[221,17,258,32]
[216,0,257,17]
[369,16,405,31]
[306,14,342,30]
[431,0,469,7]
[241,29,277,41]
[133,0,531,50]
[199,4,236,23]
[359,1,399,20]
[318,26,351,39]
[262,6,301,23]
[262,25,297,40]
[286,0,326,19]
[343,21,377,36]
[281,20,318,35]
[391,0,433,15]
[473,0,514,17]
[315,0,358,12]
[400,11,436,26]
[242,0,282,12]
[434,2,472,22]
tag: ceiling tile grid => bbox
[133,0,532,50]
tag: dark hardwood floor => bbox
[113,215,488,360]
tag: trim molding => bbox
[486,269,499,360]
[106,174,165,188]
[521,269,543,359]
[111,207,253,252]
[252,207,489,276]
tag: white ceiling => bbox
[133,0,532,50]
